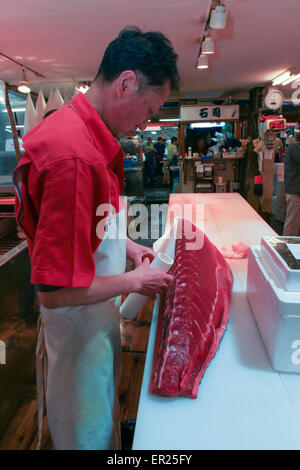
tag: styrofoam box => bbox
[261,236,300,291]
[247,244,300,373]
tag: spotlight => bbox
[209,3,227,29]
[197,55,209,69]
[76,83,90,94]
[17,67,31,93]
[201,36,215,55]
[18,81,31,94]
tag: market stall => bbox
[178,105,245,194]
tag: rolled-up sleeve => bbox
[30,157,108,287]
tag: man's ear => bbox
[115,70,138,99]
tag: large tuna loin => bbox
[149,219,233,398]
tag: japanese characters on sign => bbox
[180,105,239,122]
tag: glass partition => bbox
[0,82,26,192]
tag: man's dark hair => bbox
[95,26,179,91]
[171,136,177,143]
[43,109,57,119]
[158,137,162,141]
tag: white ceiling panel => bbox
[0,0,299,99]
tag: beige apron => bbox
[36,207,126,450]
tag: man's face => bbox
[197,139,206,150]
[114,80,171,138]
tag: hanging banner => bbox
[180,104,239,122]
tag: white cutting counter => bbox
[133,193,300,450]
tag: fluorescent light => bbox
[282,73,300,86]
[272,72,291,86]
[201,37,215,55]
[159,119,179,122]
[2,108,26,113]
[6,125,24,129]
[191,122,225,129]
[145,126,161,131]
[209,4,227,29]
[197,55,208,69]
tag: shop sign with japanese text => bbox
[180,105,239,122]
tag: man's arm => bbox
[38,258,173,309]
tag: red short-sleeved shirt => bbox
[13,93,124,287]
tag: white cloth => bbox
[44,89,54,114]
[45,87,64,111]
[24,94,37,133]
[36,90,46,124]
[36,208,127,450]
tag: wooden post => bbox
[243,87,264,210]
[4,83,22,162]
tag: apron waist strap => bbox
[36,316,47,450]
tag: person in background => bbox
[167,136,178,161]
[154,136,164,175]
[274,133,283,162]
[283,124,300,236]
[286,133,295,148]
[144,136,156,183]
[196,136,208,156]
[162,138,166,157]
[167,136,178,188]
[13,26,178,450]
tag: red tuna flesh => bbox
[149,218,233,398]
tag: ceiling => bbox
[0,0,300,101]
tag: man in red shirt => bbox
[14,27,179,450]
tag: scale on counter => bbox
[247,236,300,373]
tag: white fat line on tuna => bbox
[209,266,221,322]
[193,318,204,340]
[157,329,172,389]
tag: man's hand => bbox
[39,248,173,309]
[130,258,173,298]
[126,238,156,267]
